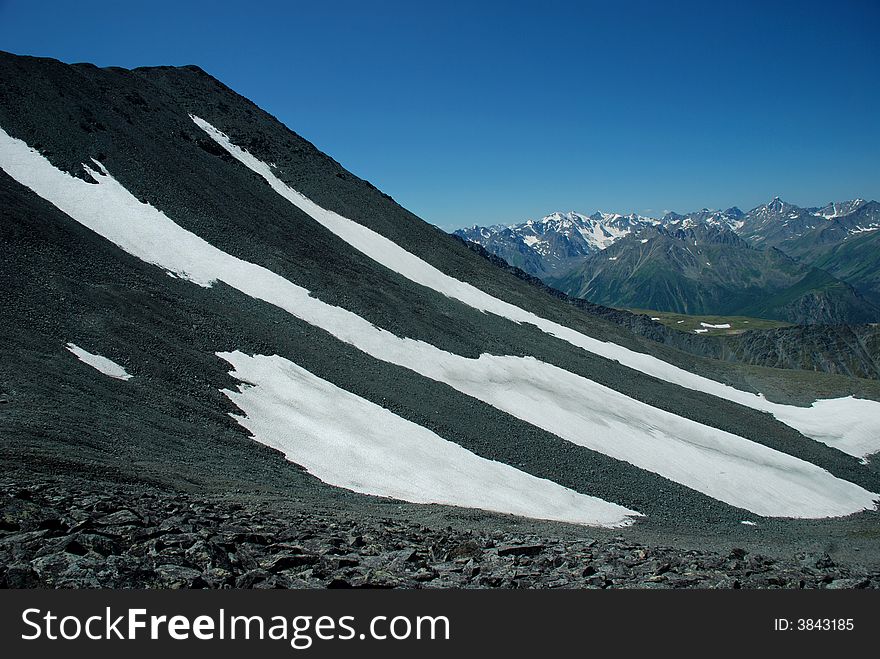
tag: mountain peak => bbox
[724,206,744,218]
[748,197,801,217]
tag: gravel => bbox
[2,52,879,589]
[2,477,878,590]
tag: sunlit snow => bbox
[2,126,877,517]
[700,322,731,329]
[218,351,639,527]
[190,117,880,459]
[65,343,132,380]
[576,218,631,250]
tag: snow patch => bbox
[694,329,709,334]
[218,351,640,527]
[577,221,631,250]
[2,124,878,516]
[65,343,132,380]
[700,322,731,329]
[192,120,880,458]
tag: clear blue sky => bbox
[1,0,878,230]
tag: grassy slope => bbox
[813,231,880,306]
[543,230,872,324]
[626,308,792,335]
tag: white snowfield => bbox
[65,343,132,380]
[192,116,880,460]
[218,351,640,527]
[700,322,731,329]
[1,125,878,518]
[576,216,631,250]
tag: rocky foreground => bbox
[1,479,877,589]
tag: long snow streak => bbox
[218,351,640,527]
[192,116,880,459]
[1,125,877,518]
[65,343,132,380]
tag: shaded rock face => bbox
[455,238,880,380]
[454,212,652,277]
[462,198,880,326]
[714,324,880,380]
[544,228,878,326]
[3,51,880,593]
[2,479,878,590]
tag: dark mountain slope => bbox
[456,237,880,380]
[810,230,880,307]
[717,324,880,379]
[4,166,749,528]
[777,202,876,257]
[769,200,879,259]
[543,224,876,324]
[126,57,880,399]
[453,211,650,276]
[452,225,550,274]
[737,197,828,247]
[462,198,880,327]
[0,54,825,441]
[2,52,880,573]
[735,268,873,325]
[774,205,880,308]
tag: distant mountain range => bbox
[3,52,880,591]
[456,210,656,275]
[455,198,880,324]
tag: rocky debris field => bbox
[1,478,877,590]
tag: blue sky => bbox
[1,0,878,230]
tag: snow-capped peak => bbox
[815,199,868,219]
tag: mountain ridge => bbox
[457,196,880,324]
[455,236,880,380]
[3,52,880,586]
